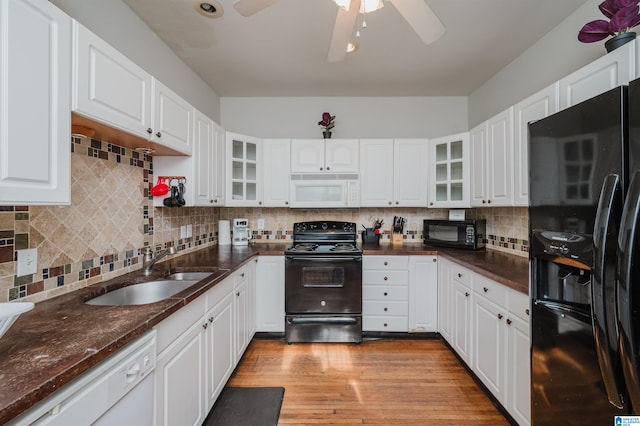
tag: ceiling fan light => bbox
[195,0,223,18]
[360,0,383,13]
[346,41,359,53]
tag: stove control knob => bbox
[320,300,326,306]
[322,223,328,230]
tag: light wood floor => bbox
[228,338,510,425]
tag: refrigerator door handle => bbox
[618,169,640,411]
[592,173,625,408]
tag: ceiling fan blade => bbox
[327,0,361,63]
[388,0,445,45]
[232,0,280,17]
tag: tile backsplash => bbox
[0,135,528,303]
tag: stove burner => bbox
[330,243,359,252]
[291,243,319,252]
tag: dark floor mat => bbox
[203,387,285,426]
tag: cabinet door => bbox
[506,313,531,426]
[72,20,151,139]
[263,139,291,207]
[211,122,226,205]
[470,122,489,207]
[513,83,559,206]
[560,42,633,110]
[256,256,285,332]
[155,320,206,426]
[234,270,249,361]
[325,139,359,172]
[452,280,473,365]
[151,78,193,155]
[408,256,438,332]
[194,110,214,206]
[437,258,453,342]
[393,139,429,207]
[227,132,262,206]
[428,133,470,208]
[487,107,514,206]
[291,139,325,173]
[359,139,394,207]
[205,291,234,409]
[0,0,71,205]
[473,294,506,404]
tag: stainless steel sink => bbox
[164,272,213,281]
[85,280,198,306]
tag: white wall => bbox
[51,0,221,121]
[468,0,603,127]
[220,97,468,139]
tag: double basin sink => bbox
[86,271,227,306]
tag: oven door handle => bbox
[285,256,362,261]
[287,317,359,324]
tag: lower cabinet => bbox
[363,256,409,332]
[154,262,256,425]
[408,256,438,332]
[255,256,285,332]
[438,257,530,426]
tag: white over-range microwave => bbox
[289,174,360,208]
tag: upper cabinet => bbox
[72,21,192,155]
[512,83,559,206]
[559,40,633,110]
[359,139,394,207]
[227,132,262,207]
[263,139,291,207]
[471,108,514,207]
[393,139,429,207]
[428,133,470,208]
[0,0,71,205]
[291,139,359,173]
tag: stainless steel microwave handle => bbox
[285,256,362,262]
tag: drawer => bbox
[363,270,409,285]
[363,300,409,316]
[451,263,472,287]
[473,275,507,308]
[363,256,409,270]
[363,316,408,332]
[363,285,408,301]
[508,289,530,322]
[207,275,234,308]
[234,264,248,287]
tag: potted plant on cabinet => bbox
[318,112,335,139]
[578,0,640,52]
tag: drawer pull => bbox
[209,317,214,323]
[241,273,245,277]
[236,292,240,296]
[483,287,488,293]
[465,292,469,297]
[384,323,388,327]
[525,308,530,316]
[497,313,503,320]
[458,273,462,278]
[506,319,512,325]
[384,261,388,266]
[384,307,388,312]
[384,276,388,281]
[202,323,209,330]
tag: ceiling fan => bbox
[232,0,445,62]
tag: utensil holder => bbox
[361,229,379,244]
[391,233,404,245]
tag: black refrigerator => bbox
[528,82,640,424]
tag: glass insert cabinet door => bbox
[226,132,262,206]
[428,132,470,208]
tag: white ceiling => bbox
[122,0,590,97]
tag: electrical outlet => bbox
[187,224,193,238]
[180,225,187,239]
[257,219,265,230]
[17,248,37,277]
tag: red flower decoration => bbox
[318,112,335,131]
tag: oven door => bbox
[285,255,362,314]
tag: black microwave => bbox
[423,219,486,250]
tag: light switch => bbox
[180,225,187,239]
[257,219,265,230]
[17,248,37,277]
[187,224,193,238]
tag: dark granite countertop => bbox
[0,242,528,423]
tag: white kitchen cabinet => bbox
[73,21,192,155]
[233,263,255,361]
[153,110,225,207]
[256,256,285,332]
[0,0,71,205]
[471,108,514,206]
[263,139,291,207]
[437,257,453,343]
[247,258,257,338]
[363,256,409,332]
[560,40,633,110]
[205,278,234,408]
[428,133,470,208]
[408,256,438,332]
[506,291,531,426]
[452,270,473,366]
[513,83,559,206]
[359,139,394,207]
[291,139,359,173]
[393,139,429,207]
[226,132,263,206]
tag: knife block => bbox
[391,233,404,245]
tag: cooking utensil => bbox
[150,177,169,196]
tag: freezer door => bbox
[592,174,626,408]
[618,169,640,411]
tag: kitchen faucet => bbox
[142,246,177,275]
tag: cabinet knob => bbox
[209,317,214,323]
[259,201,262,205]
[384,307,388,312]
[384,323,388,327]
[430,202,433,206]
[465,292,470,297]
[241,273,245,277]
[202,323,209,330]
[497,313,503,320]
[236,291,240,296]
[487,199,492,204]
[433,258,437,262]
[214,199,218,203]
[285,201,289,205]
[156,132,162,138]
[210,200,214,204]
[320,167,323,171]
[506,319,512,325]
[395,201,399,205]
[326,166,330,171]
[525,308,530,316]
[457,273,462,278]
[384,261,388,266]
[384,292,388,296]
[388,201,392,205]
[482,200,486,204]
[147,128,153,134]
[483,287,488,293]
[384,276,388,281]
